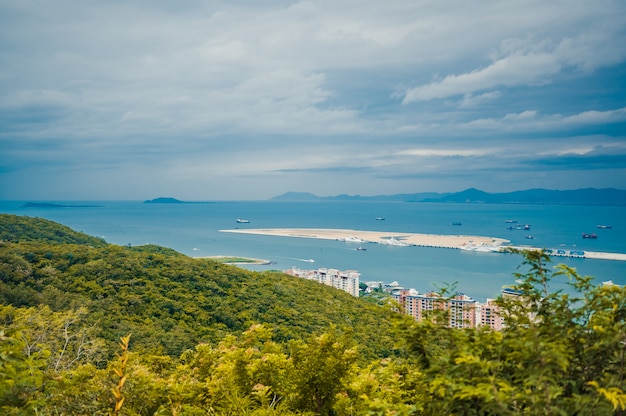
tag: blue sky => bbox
[1,0,625,200]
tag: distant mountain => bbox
[427,188,626,205]
[270,191,445,202]
[144,197,186,204]
[270,192,322,201]
[271,188,626,206]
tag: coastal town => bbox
[285,266,508,330]
[284,265,618,331]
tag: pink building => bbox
[392,290,478,329]
[476,298,504,330]
[392,288,515,330]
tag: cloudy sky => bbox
[1,0,625,200]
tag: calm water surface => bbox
[1,200,624,301]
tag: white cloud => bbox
[503,110,538,121]
[461,107,626,134]
[395,148,491,157]
[561,108,626,124]
[458,91,502,108]
[403,52,561,103]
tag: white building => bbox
[285,267,360,297]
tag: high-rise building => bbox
[284,267,360,297]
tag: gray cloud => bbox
[1,0,625,199]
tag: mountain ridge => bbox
[270,187,626,206]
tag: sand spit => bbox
[219,228,510,249]
[220,228,626,262]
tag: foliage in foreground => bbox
[1,215,625,414]
[2,250,626,415]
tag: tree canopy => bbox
[1,214,625,415]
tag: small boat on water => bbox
[582,233,597,239]
[380,237,410,247]
[356,246,367,251]
[505,219,517,223]
[375,217,385,221]
[452,222,462,226]
[597,225,612,229]
[236,218,250,223]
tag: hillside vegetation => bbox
[1,213,625,415]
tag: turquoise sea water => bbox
[1,200,625,301]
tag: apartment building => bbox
[392,289,507,329]
[285,267,360,297]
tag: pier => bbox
[510,246,626,262]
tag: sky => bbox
[1,0,626,201]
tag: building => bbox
[476,298,504,330]
[284,267,360,297]
[391,288,516,330]
[391,289,478,328]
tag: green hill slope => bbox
[0,213,108,246]
[0,214,398,359]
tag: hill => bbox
[0,214,398,359]
[271,187,626,205]
[0,214,107,246]
[1,214,625,415]
[143,197,186,204]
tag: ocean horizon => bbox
[2,199,625,302]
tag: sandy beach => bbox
[220,227,510,249]
[220,228,626,262]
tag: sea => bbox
[1,200,625,302]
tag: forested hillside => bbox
[1,214,625,415]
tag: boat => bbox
[582,233,597,239]
[452,222,462,226]
[460,243,501,253]
[597,225,612,229]
[356,246,367,251]
[379,237,409,247]
[375,217,385,221]
[236,218,250,223]
[525,235,534,239]
[505,219,517,223]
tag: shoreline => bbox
[220,228,626,262]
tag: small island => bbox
[21,202,102,208]
[143,197,186,204]
[203,256,271,265]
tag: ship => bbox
[236,218,250,224]
[460,243,501,253]
[582,233,597,239]
[597,225,612,229]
